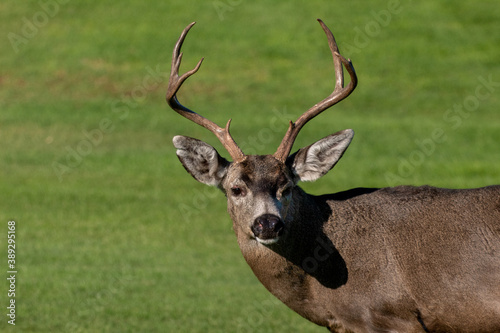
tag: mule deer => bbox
[167,20,500,332]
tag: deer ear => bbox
[286,129,354,182]
[173,136,230,187]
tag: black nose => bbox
[251,214,284,241]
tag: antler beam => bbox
[273,19,358,162]
[166,22,245,162]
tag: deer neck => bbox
[233,187,346,314]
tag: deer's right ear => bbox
[173,136,230,187]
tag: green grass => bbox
[1,0,499,332]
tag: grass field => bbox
[1,0,499,332]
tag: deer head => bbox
[168,20,357,245]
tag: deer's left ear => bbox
[286,129,354,182]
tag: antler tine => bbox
[273,19,358,162]
[167,22,245,162]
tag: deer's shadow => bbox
[270,188,379,290]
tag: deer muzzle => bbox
[251,214,284,244]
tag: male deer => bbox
[167,20,500,332]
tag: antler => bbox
[273,19,358,162]
[167,22,245,161]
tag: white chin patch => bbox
[256,237,279,245]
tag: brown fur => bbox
[168,21,499,331]
[239,184,500,332]
[174,134,500,332]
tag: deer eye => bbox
[231,186,246,197]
